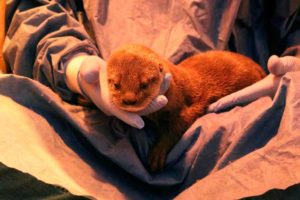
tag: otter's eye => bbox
[140,83,148,90]
[150,77,157,83]
[114,83,121,90]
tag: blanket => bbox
[0,72,299,199]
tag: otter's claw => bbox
[148,144,168,173]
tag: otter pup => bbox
[106,45,266,172]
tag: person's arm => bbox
[4,0,99,102]
[208,3,300,113]
[4,1,170,128]
[207,56,300,113]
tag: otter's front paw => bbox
[148,143,168,173]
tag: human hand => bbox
[267,55,300,75]
[137,73,171,116]
[69,55,171,129]
[207,55,300,113]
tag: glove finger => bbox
[138,95,168,116]
[159,73,171,94]
[79,75,112,115]
[80,57,101,84]
[208,75,280,113]
[268,55,300,75]
[267,55,282,75]
[207,95,238,113]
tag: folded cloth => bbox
[0,72,299,199]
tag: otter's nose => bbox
[122,92,137,105]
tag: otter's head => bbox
[107,45,166,112]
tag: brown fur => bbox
[107,44,266,172]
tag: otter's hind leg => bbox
[148,103,206,172]
[148,116,185,172]
[180,102,207,125]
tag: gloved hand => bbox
[207,55,300,113]
[66,55,171,129]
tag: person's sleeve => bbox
[273,1,300,58]
[4,0,99,101]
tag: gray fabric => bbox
[176,72,300,199]
[0,71,300,199]
[230,0,300,69]
[4,0,300,101]
[83,0,240,61]
[4,0,99,101]
[2,0,300,199]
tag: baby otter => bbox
[106,44,266,172]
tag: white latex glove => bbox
[66,55,171,129]
[207,55,300,113]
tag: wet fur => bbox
[107,45,266,172]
